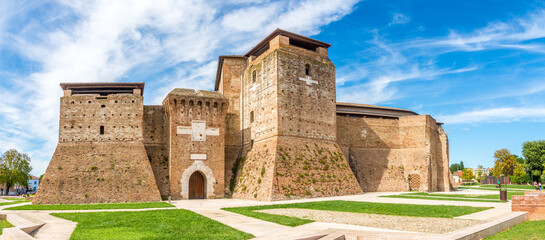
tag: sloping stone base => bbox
[33,142,161,204]
[232,136,363,201]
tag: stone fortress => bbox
[35,29,453,204]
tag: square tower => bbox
[35,83,161,204]
[232,30,362,200]
[162,89,228,199]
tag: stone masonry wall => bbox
[34,92,161,204]
[143,105,169,198]
[337,115,450,192]
[163,89,228,199]
[34,142,161,204]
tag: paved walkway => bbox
[0,191,514,240]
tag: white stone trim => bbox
[180,160,216,199]
[190,154,207,160]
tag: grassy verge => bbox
[0,220,14,234]
[382,192,524,202]
[5,201,174,210]
[0,198,31,207]
[486,220,545,239]
[481,184,535,190]
[223,200,491,227]
[52,209,253,240]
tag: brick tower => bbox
[34,83,161,204]
[229,30,363,200]
[162,89,228,199]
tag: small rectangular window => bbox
[250,111,254,123]
[101,105,106,108]
[100,126,105,135]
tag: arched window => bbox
[252,70,257,83]
[100,126,105,135]
[305,64,311,76]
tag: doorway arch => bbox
[189,171,205,199]
[180,160,216,199]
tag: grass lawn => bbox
[486,220,545,240]
[222,200,491,227]
[0,198,31,207]
[0,220,14,234]
[5,202,174,210]
[52,209,253,240]
[481,184,535,190]
[460,185,533,192]
[382,192,524,202]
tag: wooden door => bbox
[189,171,205,199]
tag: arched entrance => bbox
[189,171,205,199]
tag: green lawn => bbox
[486,220,545,240]
[222,200,491,227]
[52,209,253,240]
[481,184,535,190]
[5,202,174,210]
[0,198,31,207]
[382,192,524,202]
[0,220,14,234]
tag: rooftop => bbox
[336,102,418,118]
[60,82,144,96]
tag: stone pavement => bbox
[0,191,519,240]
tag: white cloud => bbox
[438,107,545,124]
[0,0,360,175]
[389,12,410,26]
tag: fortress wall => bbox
[276,47,337,141]
[163,90,228,199]
[34,142,161,204]
[218,57,247,114]
[337,115,449,192]
[242,51,279,142]
[224,113,242,194]
[59,94,143,142]
[143,105,169,198]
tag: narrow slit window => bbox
[305,64,311,76]
[250,111,254,123]
[100,126,105,135]
[252,70,257,83]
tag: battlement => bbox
[162,89,228,126]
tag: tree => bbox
[462,168,475,181]
[492,149,517,178]
[460,161,465,170]
[449,163,461,173]
[512,163,527,184]
[513,155,525,164]
[0,149,32,195]
[523,140,545,181]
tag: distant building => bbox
[471,168,491,178]
[453,170,463,183]
[27,176,40,192]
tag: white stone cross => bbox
[177,120,219,141]
[299,76,318,85]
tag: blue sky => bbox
[1,0,545,175]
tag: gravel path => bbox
[258,208,482,234]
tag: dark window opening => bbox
[101,105,106,108]
[305,64,311,76]
[100,126,105,135]
[250,111,254,123]
[290,38,319,52]
[252,70,257,83]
